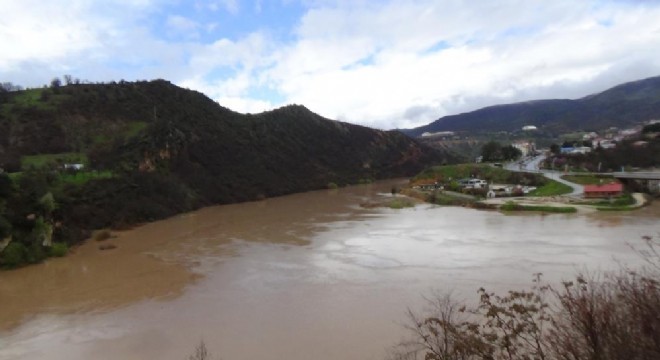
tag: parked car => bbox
[459,179,488,189]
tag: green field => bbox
[561,174,616,185]
[589,194,637,211]
[414,164,513,183]
[527,180,573,196]
[92,121,148,145]
[12,88,44,106]
[58,170,114,185]
[3,88,70,113]
[386,197,416,209]
[9,169,114,186]
[13,151,112,187]
[124,121,148,137]
[21,153,88,170]
[413,164,549,187]
[596,206,636,211]
[413,164,572,197]
[501,202,577,213]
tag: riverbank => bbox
[405,163,652,213]
[479,192,650,213]
[401,184,650,214]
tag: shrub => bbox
[388,198,416,209]
[0,215,11,240]
[501,202,577,213]
[49,242,68,257]
[391,236,660,360]
[26,243,47,264]
[0,241,28,268]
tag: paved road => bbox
[505,154,584,197]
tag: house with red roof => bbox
[583,183,623,198]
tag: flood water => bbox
[1,180,659,360]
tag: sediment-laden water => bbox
[1,180,658,360]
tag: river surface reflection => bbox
[1,180,658,360]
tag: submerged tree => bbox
[188,340,212,360]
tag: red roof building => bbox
[583,183,623,198]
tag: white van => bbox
[465,179,487,189]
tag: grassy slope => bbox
[412,164,573,197]
[501,202,577,213]
[21,153,87,169]
[413,164,549,189]
[414,164,523,183]
[528,180,573,196]
[561,174,616,185]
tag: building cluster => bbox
[420,131,457,139]
[511,141,536,157]
[558,120,658,155]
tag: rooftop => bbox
[583,183,623,193]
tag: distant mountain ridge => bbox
[402,75,660,137]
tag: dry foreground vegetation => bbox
[388,236,660,360]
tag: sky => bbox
[2,0,660,130]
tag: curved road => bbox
[505,154,584,197]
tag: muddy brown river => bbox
[1,180,659,360]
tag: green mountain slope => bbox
[403,75,660,137]
[0,80,451,256]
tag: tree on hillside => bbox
[50,77,61,94]
[480,141,502,162]
[550,143,560,155]
[501,145,522,161]
[0,82,22,104]
[0,215,10,240]
[643,123,660,133]
[0,82,22,92]
[481,142,521,162]
[50,77,61,88]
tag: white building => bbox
[512,141,535,156]
[64,163,84,170]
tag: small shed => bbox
[583,183,623,198]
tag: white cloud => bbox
[217,96,274,113]
[0,0,166,83]
[166,15,201,37]
[0,1,101,71]
[206,0,239,14]
[2,0,660,129]
[260,0,660,128]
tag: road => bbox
[505,154,584,197]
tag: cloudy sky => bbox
[2,0,660,129]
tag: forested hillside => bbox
[0,79,452,267]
